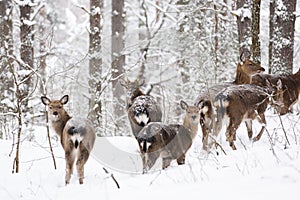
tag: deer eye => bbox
[49,106,52,109]
[58,106,62,109]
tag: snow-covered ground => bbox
[1,110,300,200]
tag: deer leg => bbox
[245,120,253,140]
[226,118,241,150]
[141,153,147,174]
[76,145,90,184]
[177,154,186,165]
[201,123,209,150]
[253,114,266,142]
[65,149,75,185]
[162,157,172,170]
[144,151,159,172]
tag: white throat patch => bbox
[135,114,149,125]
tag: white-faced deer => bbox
[121,79,162,138]
[137,100,200,173]
[195,50,265,150]
[41,95,96,185]
[251,68,300,115]
[213,81,283,150]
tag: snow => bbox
[1,111,300,199]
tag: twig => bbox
[265,128,280,163]
[214,141,227,155]
[45,109,57,170]
[75,4,91,15]
[278,114,290,146]
[149,170,162,185]
[209,135,227,155]
[102,167,120,189]
[237,136,247,150]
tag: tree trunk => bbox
[19,1,34,109]
[214,3,219,83]
[251,0,261,63]
[111,0,125,133]
[89,0,103,130]
[269,0,296,75]
[0,0,14,112]
[0,0,14,138]
[268,0,275,73]
[38,5,47,94]
[236,0,252,55]
[138,0,147,81]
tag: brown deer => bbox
[213,81,283,150]
[137,100,200,173]
[195,51,265,150]
[251,68,300,115]
[121,79,162,138]
[41,95,96,185]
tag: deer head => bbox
[120,78,145,108]
[235,50,265,84]
[41,95,69,122]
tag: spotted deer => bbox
[195,50,265,150]
[137,100,200,173]
[120,79,162,138]
[41,95,96,185]
[213,81,283,150]
[251,68,300,115]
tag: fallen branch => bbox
[102,167,120,189]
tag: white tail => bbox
[213,82,283,150]
[136,100,200,173]
[41,95,96,185]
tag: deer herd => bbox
[41,51,300,184]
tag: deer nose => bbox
[192,115,197,120]
[53,111,58,116]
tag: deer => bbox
[213,81,284,150]
[120,78,162,139]
[195,50,265,150]
[137,100,200,173]
[41,95,96,185]
[251,68,300,115]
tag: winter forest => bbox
[1,0,300,199]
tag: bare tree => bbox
[111,0,125,133]
[89,0,103,130]
[251,0,261,63]
[269,0,296,75]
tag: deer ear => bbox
[196,101,203,109]
[240,49,251,62]
[60,95,69,104]
[180,100,188,110]
[41,96,50,105]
